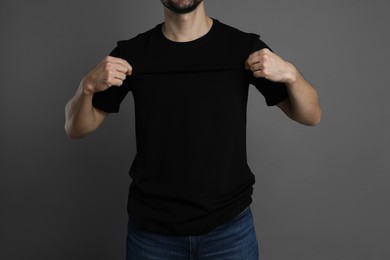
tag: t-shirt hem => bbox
[127,199,253,237]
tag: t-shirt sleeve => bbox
[91,45,131,113]
[248,37,289,106]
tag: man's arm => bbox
[65,56,132,139]
[246,48,321,126]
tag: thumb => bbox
[126,66,133,76]
[245,60,251,70]
[124,62,133,76]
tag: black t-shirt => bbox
[92,18,288,236]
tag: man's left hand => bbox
[245,48,297,85]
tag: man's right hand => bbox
[82,56,133,95]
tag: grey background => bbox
[1,0,389,259]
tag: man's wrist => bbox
[284,62,300,87]
[80,77,95,96]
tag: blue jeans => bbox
[126,207,259,259]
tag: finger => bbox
[254,68,273,80]
[110,78,124,87]
[113,71,127,81]
[245,60,250,70]
[247,55,263,67]
[110,57,133,75]
[123,60,133,75]
[248,49,264,60]
[250,62,265,72]
[253,70,266,79]
[246,55,257,66]
[248,48,271,62]
[113,64,129,74]
[103,70,124,87]
[258,48,271,54]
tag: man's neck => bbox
[162,3,213,42]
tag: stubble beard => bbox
[161,0,203,14]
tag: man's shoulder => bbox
[214,19,259,39]
[213,19,263,55]
[116,24,161,48]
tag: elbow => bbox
[66,130,82,140]
[64,122,89,140]
[305,118,321,126]
[287,110,322,126]
[312,114,322,126]
[65,124,78,140]
[312,107,322,126]
[65,129,89,140]
[303,108,322,126]
[279,98,322,127]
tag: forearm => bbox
[283,65,321,126]
[64,80,100,139]
[64,56,131,139]
[246,48,321,126]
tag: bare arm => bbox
[65,56,132,139]
[246,48,321,126]
[276,68,321,126]
[64,81,108,139]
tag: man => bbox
[65,0,321,259]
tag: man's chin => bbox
[162,0,203,15]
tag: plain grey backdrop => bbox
[1,0,389,259]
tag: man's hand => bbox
[246,48,321,126]
[82,56,133,95]
[245,48,297,85]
